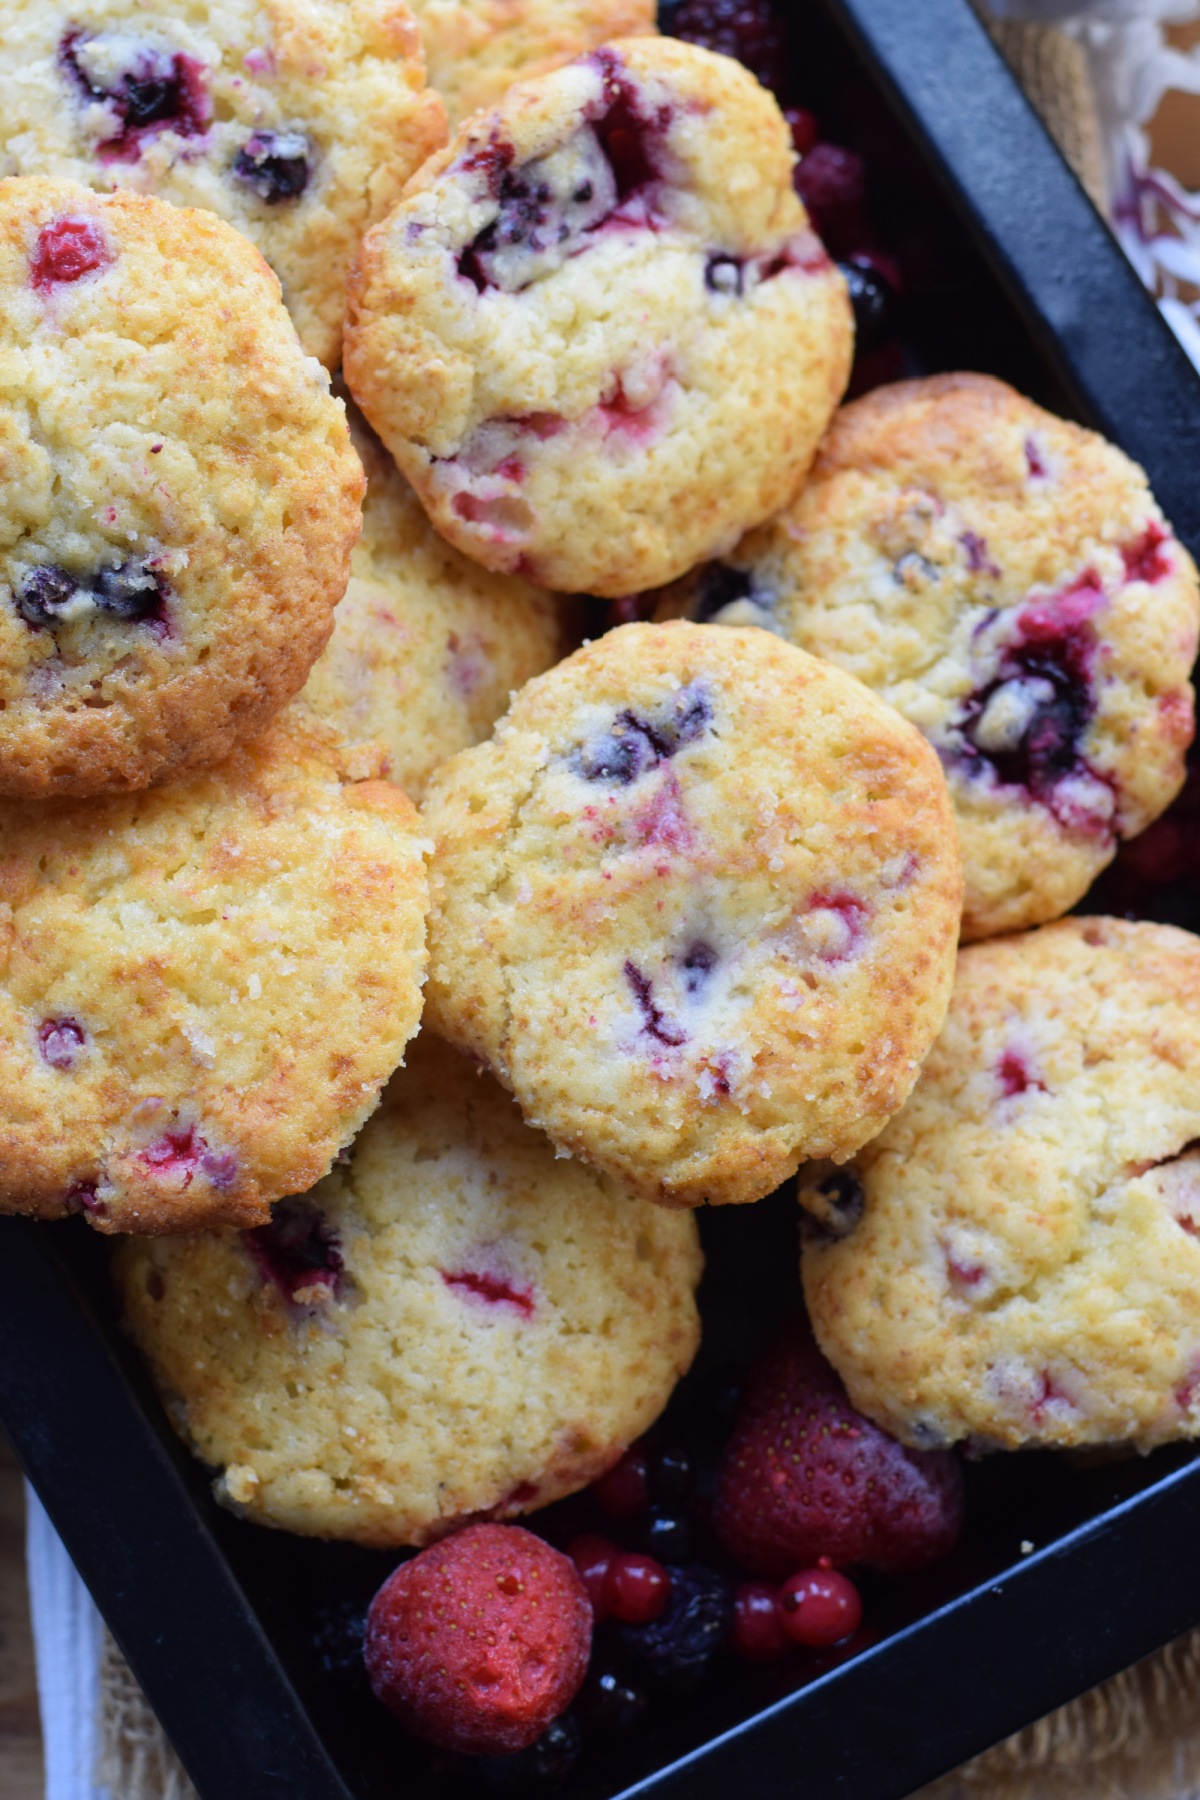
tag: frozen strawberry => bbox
[713,1318,964,1578]
[364,1524,591,1755]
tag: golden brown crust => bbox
[658,374,1199,939]
[0,179,366,797]
[804,917,1200,1453]
[422,621,962,1206]
[345,38,852,595]
[0,709,429,1234]
[0,0,448,367]
[113,1033,702,1545]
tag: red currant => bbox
[591,1446,649,1518]
[732,1582,791,1661]
[777,1567,863,1648]
[603,1551,671,1625]
[784,107,819,157]
[568,1534,617,1622]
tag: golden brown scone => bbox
[114,1033,703,1546]
[655,375,1199,940]
[422,621,963,1208]
[0,0,447,367]
[296,410,568,803]
[0,178,366,798]
[803,917,1200,1454]
[0,711,428,1235]
[345,37,852,596]
[408,0,656,129]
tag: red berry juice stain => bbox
[1121,522,1171,585]
[441,1267,535,1318]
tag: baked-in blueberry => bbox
[232,131,311,205]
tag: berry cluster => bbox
[361,1318,965,1782]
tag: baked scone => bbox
[0,712,428,1235]
[113,1033,703,1545]
[422,621,963,1208]
[655,374,1200,940]
[0,0,447,367]
[408,0,656,129]
[0,178,364,798]
[296,411,567,803]
[802,917,1200,1453]
[344,37,852,596]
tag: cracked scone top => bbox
[343,36,852,596]
[655,375,1199,939]
[802,918,1200,1454]
[113,1033,703,1546]
[0,178,365,798]
[296,409,567,803]
[0,712,429,1236]
[406,0,656,129]
[421,622,963,1208]
[0,0,447,367]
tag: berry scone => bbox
[407,0,656,129]
[296,408,567,802]
[0,0,447,367]
[344,37,853,596]
[0,179,364,798]
[421,621,963,1208]
[655,374,1200,939]
[113,1033,703,1545]
[801,917,1200,1453]
[0,711,429,1236]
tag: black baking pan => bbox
[3,1,1200,1797]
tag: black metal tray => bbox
[4,2,1200,1797]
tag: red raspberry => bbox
[713,1318,964,1578]
[364,1524,591,1754]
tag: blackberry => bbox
[617,1563,732,1681]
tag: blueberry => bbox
[17,565,77,628]
[574,686,711,785]
[648,1443,694,1501]
[617,1564,733,1681]
[310,1599,367,1679]
[94,561,163,621]
[244,1201,344,1304]
[692,561,756,622]
[839,259,895,353]
[580,1667,646,1733]
[633,1506,695,1563]
[233,131,310,204]
[800,1170,865,1244]
[705,253,743,296]
[679,941,717,997]
[477,1715,580,1786]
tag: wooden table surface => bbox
[0,1434,43,1800]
